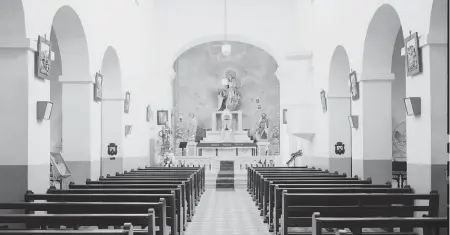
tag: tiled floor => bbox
[184,189,272,235]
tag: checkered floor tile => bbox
[184,189,272,235]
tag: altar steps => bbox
[216,161,235,189]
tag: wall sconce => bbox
[404,97,421,116]
[348,115,358,129]
[37,101,53,120]
[125,125,133,136]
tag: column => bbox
[327,95,351,176]
[101,96,124,177]
[353,74,394,184]
[60,76,101,184]
[0,38,50,202]
[406,36,447,216]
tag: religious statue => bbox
[255,112,269,141]
[188,113,198,142]
[217,69,241,111]
[159,124,172,156]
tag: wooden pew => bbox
[46,188,187,233]
[270,187,413,233]
[87,179,196,206]
[257,175,353,210]
[22,193,170,235]
[279,191,440,235]
[131,167,205,196]
[123,169,204,200]
[73,182,195,220]
[0,213,158,235]
[247,167,324,192]
[250,172,345,202]
[255,178,372,211]
[102,175,201,205]
[0,223,142,235]
[314,213,448,235]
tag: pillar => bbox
[60,76,101,184]
[353,73,394,184]
[0,38,50,202]
[406,35,447,217]
[101,96,124,177]
[327,95,352,176]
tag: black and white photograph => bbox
[0,0,448,234]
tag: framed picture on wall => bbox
[349,71,360,100]
[404,32,421,76]
[36,35,52,79]
[157,110,168,125]
[283,109,287,124]
[124,91,131,113]
[93,72,103,102]
[320,89,327,112]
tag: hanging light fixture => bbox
[221,0,231,56]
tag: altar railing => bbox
[174,155,276,171]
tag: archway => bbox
[358,4,404,184]
[327,45,351,177]
[100,46,123,177]
[171,34,282,75]
[172,41,280,163]
[50,6,94,184]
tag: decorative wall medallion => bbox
[107,143,118,156]
[334,142,345,155]
[36,35,52,79]
[404,32,421,76]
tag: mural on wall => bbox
[174,41,280,154]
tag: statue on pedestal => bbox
[188,113,198,142]
[255,112,269,141]
[217,69,241,111]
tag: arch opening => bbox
[49,5,94,185]
[172,40,280,156]
[171,35,280,74]
[0,0,26,41]
[429,0,448,42]
[359,4,405,184]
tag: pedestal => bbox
[187,142,197,156]
[257,142,270,156]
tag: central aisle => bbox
[184,189,272,235]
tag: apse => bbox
[173,41,280,155]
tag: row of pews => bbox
[0,166,205,235]
[247,166,448,235]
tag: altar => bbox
[189,109,260,157]
[184,70,270,158]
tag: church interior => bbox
[0,0,448,234]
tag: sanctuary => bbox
[184,69,271,159]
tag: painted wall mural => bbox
[173,41,280,155]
